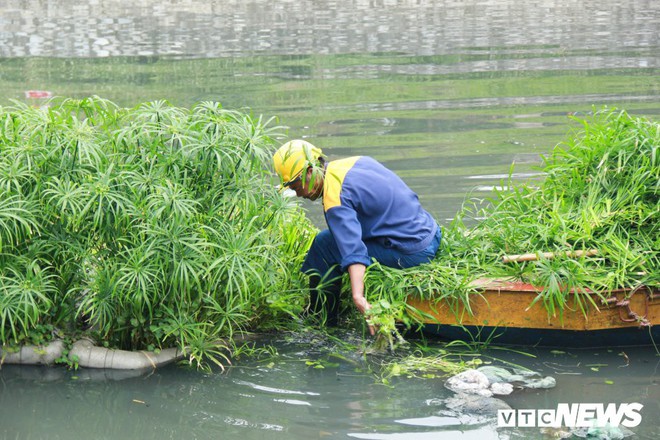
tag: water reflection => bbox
[1,0,658,64]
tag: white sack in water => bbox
[445,366,556,398]
[477,366,556,389]
[445,369,494,397]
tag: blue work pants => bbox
[301,227,442,282]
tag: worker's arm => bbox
[347,263,375,336]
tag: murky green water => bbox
[1,0,659,438]
[0,331,658,439]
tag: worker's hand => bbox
[348,264,375,336]
[352,295,370,315]
[353,295,376,336]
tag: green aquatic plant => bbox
[0,97,316,367]
[472,109,659,292]
[377,344,484,382]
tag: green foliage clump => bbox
[0,96,315,366]
[365,108,659,331]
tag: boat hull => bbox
[420,323,659,348]
[407,279,660,348]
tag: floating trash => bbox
[24,90,53,99]
[445,366,555,398]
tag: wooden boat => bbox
[407,278,660,348]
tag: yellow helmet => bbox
[273,140,323,185]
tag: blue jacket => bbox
[323,156,438,270]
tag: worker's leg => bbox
[301,229,343,279]
[365,226,442,269]
[302,226,441,275]
[301,229,343,325]
[308,272,341,326]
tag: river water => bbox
[0,331,658,439]
[1,0,659,439]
